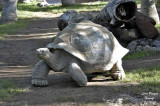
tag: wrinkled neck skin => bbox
[41,52,54,68]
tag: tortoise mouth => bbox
[115,2,137,22]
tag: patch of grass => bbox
[136,0,141,4]
[124,51,158,60]
[155,23,160,31]
[121,66,160,92]
[0,79,28,100]
[0,20,30,39]
[17,1,108,13]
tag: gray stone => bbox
[152,40,160,47]
[57,10,94,31]
[32,21,129,87]
[136,46,142,51]
[127,40,137,52]
[127,38,160,52]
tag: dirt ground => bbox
[0,12,160,106]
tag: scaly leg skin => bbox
[110,59,125,80]
[68,63,88,87]
[32,60,51,87]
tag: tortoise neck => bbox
[45,52,54,66]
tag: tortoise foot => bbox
[32,79,48,87]
[111,71,125,80]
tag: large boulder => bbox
[136,17,158,39]
[136,11,156,26]
[135,12,158,39]
[57,10,94,31]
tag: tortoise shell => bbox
[49,20,129,70]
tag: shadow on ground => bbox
[2,72,160,105]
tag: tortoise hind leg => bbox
[32,60,51,86]
[110,59,125,80]
[68,62,88,87]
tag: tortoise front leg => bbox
[110,59,125,80]
[32,60,51,86]
[68,62,88,87]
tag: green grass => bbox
[17,1,108,13]
[0,20,30,39]
[136,0,141,4]
[121,66,160,92]
[124,51,158,60]
[155,23,160,30]
[0,79,29,100]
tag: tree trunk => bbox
[0,0,18,24]
[0,0,3,10]
[61,0,75,6]
[141,0,159,23]
[18,0,30,3]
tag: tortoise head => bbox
[36,48,50,60]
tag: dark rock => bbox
[127,38,160,52]
[127,40,137,51]
[125,11,156,29]
[136,11,156,26]
[135,16,158,39]
[110,27,140,45]
[152,40,160,47]
[119,28,140,42]
[57,10,94,31]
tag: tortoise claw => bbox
[32,79,48,87]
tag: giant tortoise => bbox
[32,20,129,87]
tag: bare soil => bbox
[0,13,160,106]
